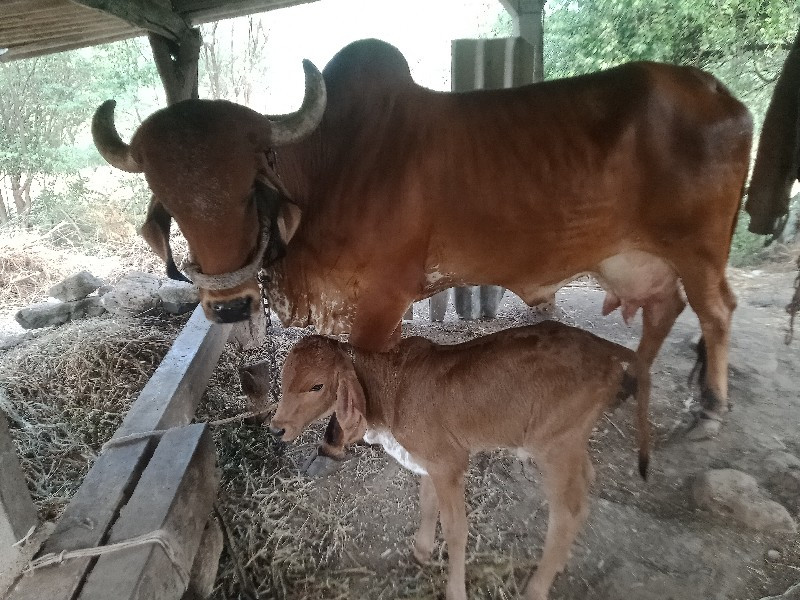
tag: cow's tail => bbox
[633,353,651,480]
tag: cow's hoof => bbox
[302,453,344,478]
[686,411,723,441]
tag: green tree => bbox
[0,39,158,225]
[544,0,797,118]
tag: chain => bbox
[785,252,800,345]
[257,269,279,406]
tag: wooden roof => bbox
[0,0,318,62]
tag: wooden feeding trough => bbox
[2,307,231,600]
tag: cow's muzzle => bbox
[207,296,253,323]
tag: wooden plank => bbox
[5,306,229,600]
[6,440,155,600]
[78,424,218,600]
[72,0,194,43]
[176,0,318,25]
[115,305,231,437]
[1,30,141,62]
[0,409,38,570]
[1,22,138,47]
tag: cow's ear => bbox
[277,201,302,244]
[140,196,190,282]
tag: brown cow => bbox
[270,322,651,600]
[92,39,752,470]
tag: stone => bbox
[759,581,800,600]
[69,296,106,320]
[766,549,781,561]
[15,301,71,329]
[158,280,199,315]
[692,469,796,533]
[100,271,162,316]
[764,451,800,498]
[47,270,104,302]
[14,297,105,330]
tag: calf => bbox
[269,321,650,600]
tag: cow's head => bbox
[91,60,326,323]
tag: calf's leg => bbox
[413,475,439,564]
[526,442,591,600]
[429,461,469,600]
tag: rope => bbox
[207,407,275,427]
[24,529,190,588]
[100,429,167,452]
[181,227,270,291]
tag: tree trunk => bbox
[0,189,9,225]
[746,22,800,236]
[10,173,24,216]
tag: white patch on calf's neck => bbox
[363,429,428,475]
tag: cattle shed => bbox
[1,2,799,600]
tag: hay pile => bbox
[0,314,182,519]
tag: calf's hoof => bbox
[411,542,432,566]
[301,452,344,478]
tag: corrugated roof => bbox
[0,0,317,62]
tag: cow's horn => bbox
[267,59,327,146]
[91,100,142,173]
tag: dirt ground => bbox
[2,259,799,599]
[190,260,800,600]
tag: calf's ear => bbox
[334,371,366,444]
[139,196,189,282]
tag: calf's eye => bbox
[310,384,323,392]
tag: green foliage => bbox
[0,38,159,224]
[542,0,799,265]
[730,210,769,267]
[26,172,152,249]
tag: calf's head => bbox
[91,60,326,323]
[270,335,366,443]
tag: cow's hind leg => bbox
[680,264,736,432]
[525,441,591,600]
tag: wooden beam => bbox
[5,306,230,600]
[71,0,194,44]
[78,425,218,600]
[175,0,318,25]
[0,409,38,574]
[114,306,230,437]
[0,30,140,62]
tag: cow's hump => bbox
[323,38,414,97]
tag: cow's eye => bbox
[310,384,323,392]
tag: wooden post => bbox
[78,424,218,600]
[149,29,201,105]
[450,36,540,320]
[0,407,38,584]
[429,290,449,322]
